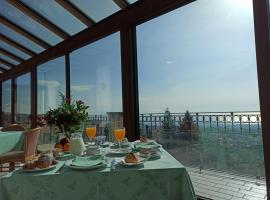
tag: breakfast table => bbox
[0,131,24,154]
[0,144,196,200]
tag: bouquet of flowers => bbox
[42,94,89,138]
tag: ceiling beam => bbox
[7,0,70,39]
[113,0,129,10]
[0,14,51,49]
[0,48,25,63]
[0,33,36,57]
[0,66,7,72]
[55,0,95,27]
[0,58,15,68]
[0,0,195,81]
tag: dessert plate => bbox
[65,162,106,170]
[21,162,58,172]
[55,152,74,160]
[119,159,144,167]
[107,148,131,156]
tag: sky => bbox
[137,0,260,113]
[2,0,261,115]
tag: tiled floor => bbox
[187,166,267,200]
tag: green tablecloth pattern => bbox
[0,131,24,154]
[0,149,196,200]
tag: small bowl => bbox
[53,148,63,157]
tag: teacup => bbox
[94,136,106,146]
[85,145,100,156]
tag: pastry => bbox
[51,159,58,165]
[140,136,149,143]
[36,153,53,169]
[125,153,139,163]
[23,161,37,170]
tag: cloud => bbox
[71,85,96,92]
[38,80,61,87]
[166,60,174,65]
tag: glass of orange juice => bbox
[114,127,125,150]
[86,125,96,145]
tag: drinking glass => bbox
[86,125,96,145]
[114,127,125,150]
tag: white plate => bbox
[21,163,58,172]
[107,148,131,156]
[119,160,144,166]
[65,162,106,170]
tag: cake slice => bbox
[124,153,139,163]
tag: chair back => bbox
[24,128,40,161]
[2,124,26,132]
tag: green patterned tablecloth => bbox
[0,131,24,155]
[0,149,196,200]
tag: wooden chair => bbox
[1,124,26,132]
[0,128,40,172]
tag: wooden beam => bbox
[11,78,16,123]
[65,54,71,102]
[55,0,95,27]
[0,81,2,126]
[7,0,70,39]
[31,67,37,128]
[253,0,270,198]
[0,48,25,63]
[121,26,140,141]
[0,67,7,72]
[0,58,15,68]
[0,14,51,49]
[113,0,129,10]
[0,0,194,81]
[0,33,36,57]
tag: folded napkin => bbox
[71,156,104,167]
[134,141,161,150]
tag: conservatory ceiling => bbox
[0,0,139,75]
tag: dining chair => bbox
[1,124,26,132]
[0,128,41,172]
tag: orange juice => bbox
[114,129,125,142]
[86,127,96,139]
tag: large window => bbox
[16,73,31,128]
[37,57,66,114]
[70,32,122,138]
[1,79,11,127]
[137,0,265,199]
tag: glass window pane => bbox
[137,0,266,198]
[2,79,12,126]
[0,24,44,53]
[21,0,86,35]
[37,56,66,114]
[71,32,122,138]
[70,0,120,22]
[127,0,139,4]
[0,54,19,65]
[16,73,31,128]
[0,0,62,45]
[0,65,9,70]
[0,41,30,60]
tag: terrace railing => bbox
[89,111,261,136]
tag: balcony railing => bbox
[89,111,264,179]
